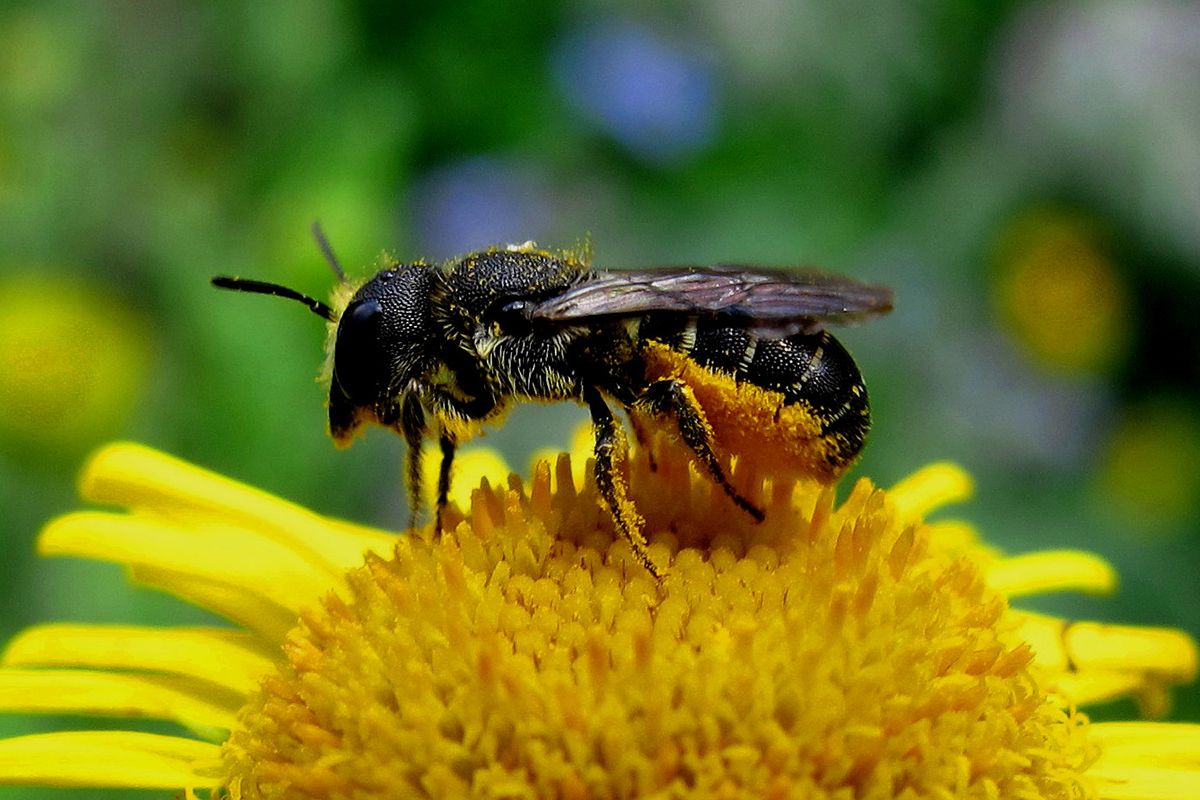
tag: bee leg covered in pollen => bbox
[584,385,658,577]
[634,378,765,522]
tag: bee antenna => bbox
[211,276,337,322]
[311,220,346,283]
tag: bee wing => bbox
[532,266,893,337]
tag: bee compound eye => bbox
[491,298,534,334]
[332,298,388,404]
[499,299,531,314]
[344,297,381,328]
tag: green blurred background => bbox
[2,1,1200,795]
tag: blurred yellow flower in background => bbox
[992,208,1130,375]
[1098,399,1200,533]
[0,273,151,455]
[0,438,1197,798]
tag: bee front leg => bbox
[435,433,456,535]
[634,379,765,522]
[417,387,499,537]
[583,385,659,578]
[399,395,427,532]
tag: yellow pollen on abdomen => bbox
[640,341,848,483]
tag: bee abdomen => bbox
[747,331,868,429]
[638,314,871,467]
[641,314,862,404]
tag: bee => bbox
[213,231,892,576]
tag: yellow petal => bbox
[2,625,273,695]
[1089,765,1200,800]
[1070,621,1197,678]
[1017,612,1197,713]
[80,442,393,574]
[0,670,238,730]
[988,550,1119,597]
[887,461,974,521]
[1020,613,1198,675]
[1092,723,1200,764]
[926,519,988,556]
[128,565,302,645]
[1051,672,1158,708]
[39,512,336,619]
[1087,723,1200,800]
[0,731,220,788]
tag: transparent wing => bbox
[531,266,893,337]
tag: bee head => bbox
[326,263,438,446]
[212,224,442,449]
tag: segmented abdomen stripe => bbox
[638,314,869,435]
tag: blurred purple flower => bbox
[553,20,718,165]
[411,157,556,259]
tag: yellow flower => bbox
[1097,399,1200,532]
[0,437,1197,799]
[990,207,1130,375]
[0,273,151,453]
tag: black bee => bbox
[213,232,892,576]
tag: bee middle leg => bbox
[583,385,659,577]
[633,379,765,522]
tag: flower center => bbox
[224,447,1095,799]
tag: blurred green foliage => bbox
[2,2,1200,796]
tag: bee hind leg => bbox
[633,379,765,522]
